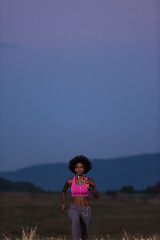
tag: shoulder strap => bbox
[71,176,75,187]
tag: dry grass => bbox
[0,192,160,240]
[1,226,160,240]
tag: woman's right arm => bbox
[61,179,70,210]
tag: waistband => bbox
[70,203,91,210]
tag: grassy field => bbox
[0,192,160,240]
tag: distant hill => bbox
[0,153,159,191]
[0,177,45,193]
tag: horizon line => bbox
[1,151,159,173]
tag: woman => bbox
[61,155,99,240]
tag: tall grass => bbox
[1,226,160,240]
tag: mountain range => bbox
[0,177,45,193]
[0,153,159,191]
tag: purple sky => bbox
[0,0,160,171]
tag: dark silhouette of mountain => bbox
[119,181,160,194]
[0,153,159,191]
[0,177,45,193]
[143,181,160,194]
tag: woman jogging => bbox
[61,155,99,240]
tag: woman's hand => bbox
[86,178,99,198]
[85,180,92,190]
[61,203,66,210]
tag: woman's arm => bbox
[86,178,99,199]
[61,179,70,210]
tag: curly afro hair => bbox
[69,155,92,174]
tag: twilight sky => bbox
[0,0,160,171]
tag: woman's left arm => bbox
[86,178,99,199]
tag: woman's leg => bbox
[68,207,80,240]
[80,207,92,240]
[80,216,87,240]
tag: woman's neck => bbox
[76,174,84,179]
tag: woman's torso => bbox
[69,176,90,207]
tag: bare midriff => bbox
[72,196,90,207]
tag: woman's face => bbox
[75,162,84,175]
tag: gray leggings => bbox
[68,203,92,240]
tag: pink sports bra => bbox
[71,176,90,197]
